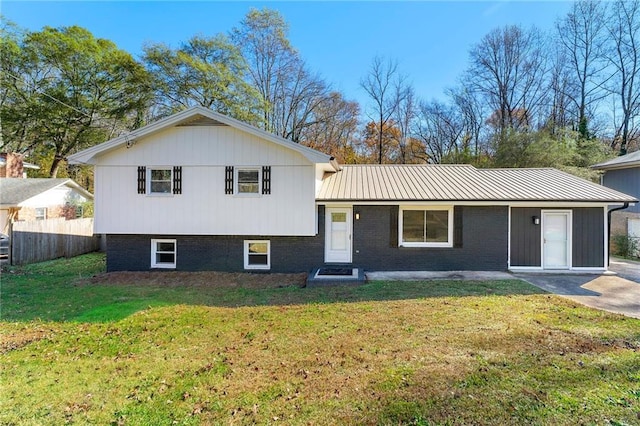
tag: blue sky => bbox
[3,1,573,108]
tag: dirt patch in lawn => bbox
[83,271,307,289]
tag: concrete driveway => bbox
[609,257,640,283]
[515,261,640,319]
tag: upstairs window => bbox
[237,168,260,194]
[225,166,271,195]
[399,206,453,247]
[137,166,182,195]
[149,168,172,194]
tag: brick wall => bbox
[105,205,512,273]
[352,205,509,271]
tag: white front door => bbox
[542,211,571,269]
[325,207,352,263]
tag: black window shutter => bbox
[390,206,399,248]
[262,166,271,195]
[173,166,182,194]
[225,166,234,194]
[454,206,463,248]
[137,166,146,194]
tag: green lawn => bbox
[1,253,639,425]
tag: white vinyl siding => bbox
[151,239,176,268]
[399,206,453,247]
[93,125,316,235]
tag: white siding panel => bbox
[94,164,316,235]
[93,124,319,235]
[99,126,306,167]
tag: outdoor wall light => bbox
[355,212,360,220]
[532,216,540,225]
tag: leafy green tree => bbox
[143,34,261,122]
[1,25,150,177]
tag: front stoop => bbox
[306,267,366,287]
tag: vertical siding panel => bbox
[511,207,541,267]
[572,207,604,267]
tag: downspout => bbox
[607,202,629,266]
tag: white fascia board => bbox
[69,106,334,166]
[317,201,614,207]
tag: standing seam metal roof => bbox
[317,164,638,202]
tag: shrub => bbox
[612,234,639,259]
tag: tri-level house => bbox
[69,107,638,273]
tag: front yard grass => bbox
[1,253,639,425]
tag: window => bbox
[244,240,270,270]
[225,166,271,195]
[151,239,176,268]
[399,207,453,247]
[35,207,47,220]
[139,166,182,195]
[149,168,172,194]
[237,168,260,194]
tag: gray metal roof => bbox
[317,164,638,203]
[0,178,92,206]
[592,150,640,170]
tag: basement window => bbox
[151,239,176,269]
[244,240,270,270]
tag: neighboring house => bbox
[0,178,93,234]
[69,107,638,273]
[592,150,640,252]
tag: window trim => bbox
[244,240,271,270]
[151,238,177,269]
[235,167,261,196]
[147,167,173,196]
[399,206,454,248]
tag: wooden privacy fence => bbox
[10,218,100,265]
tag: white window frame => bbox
[244,240,270,270]
[151,239,177,269]
[147,167,173,195]
[35,207,47,220]
[399,206,454,248]
[236,167,261,195]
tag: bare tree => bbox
[414,100,465,164]
[606,0,640,154]
[556,0,609,138]
[394,85,419,163]
[448,86,488,158]
[546,44,576,132]
[360,56,408,163]
[299,91,360,162]
[467,25,548,135]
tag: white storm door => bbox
[542,211,571,269]
[325,207,352,263]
